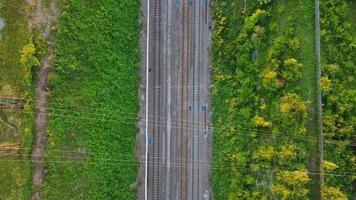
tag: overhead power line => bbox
[0,156,355,178]
[5,108,355,147]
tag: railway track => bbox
[165,0,173,198]
[192,0,201,199]
[146,0,211,199]
[180,0,189,199]
[150,0,161,199]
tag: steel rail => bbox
[180,0,189,199]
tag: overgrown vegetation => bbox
[320,0,356,198]
[43,0,140,199]
[211,0,354,199]
[0,1,35,199]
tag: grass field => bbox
[0,1,34,199]
[43,0,140,199]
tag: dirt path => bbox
[26,1,58,199]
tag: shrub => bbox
[252,115,271,127]
[20,43,40,70]
[272,170,310,199]
[280,93,307,118]
[322,186,348,200]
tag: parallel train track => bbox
[151,0,161,199]
[192,0,201,198]
[165,0,173,198]
[148,0,208,199]
[180,0,189,199]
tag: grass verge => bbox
[43,0,140,199]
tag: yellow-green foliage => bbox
[272,170,310,198]
[323,160,338,171]
[282,58,303,82]
[225,98,238,114]
[20,43,39,86]
[322,186,348,200]
[252,146,275,161]
[277,144,297,162]
[261,68,278,89]
[20,43,39,68]
[252,115,271,127]
[321,76,332,92]
[275,170,310,185]
[280,93,307,118]
[243,9,269,33]
[213,15,227,46]
[228,190,267,200]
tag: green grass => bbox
[292,0,320,197]
[294,0,317,102]
[349,1,356,37]
[0,1,34,199]
[43,0,140,199]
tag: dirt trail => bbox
[26,0,58,199]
